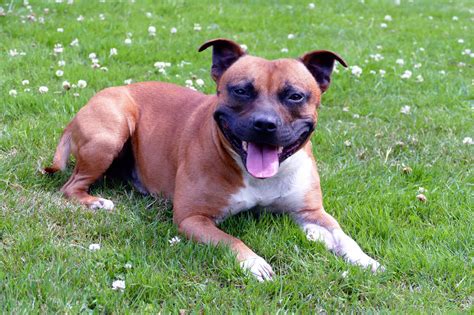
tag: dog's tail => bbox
[43,127,72,174]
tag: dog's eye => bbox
[233,88,247,96]
[288,93,304,102]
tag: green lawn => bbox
[1,0,472,313]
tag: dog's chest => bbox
[218,150,315,221]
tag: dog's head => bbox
[199,38,347,179]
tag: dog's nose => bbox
[252,115,278,133]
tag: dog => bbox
[44,38,382,281]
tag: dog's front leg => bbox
[292,207,383,272]
[178,215,274,281]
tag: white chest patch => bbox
[219,149,315,221]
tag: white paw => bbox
[332,229,384,273]
[240,256,274,282]
[89,198,115,210]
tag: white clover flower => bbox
[240,44,248,51]
[124,38,132,45]
[369,70,376,74]
[77,15,84,21]
[148,25,156,36]
[88,52,96,59]
[77,80,87,88]
[55,69,64,77]
[57,27,64,32]
[452,16,459,21]
[100,66,108,72]
[376,45,383,50]
[154,61,171,69]
[73,92,80,97]
[145,12,152,18]
[414,63,422,68]
[124,79,132,85]
[415,75,424,82]
[428,16,433,20]
[9,89,18,97]
[70,38,79,46]
[461,49,471,55]
[39,86,49,94]
[58,60,66,67]
[287,33,295,39]
[353,114,360,119]
[124,263,132,269]
[400,105,411,114]
[24,88,31,92]
[341,270,349,278]
[344,140,352,147]
[109,48,118,56]
[99,13,105,20]
[195,78,204,86]
[185,79,193,87]
[62,80,71,90]
[462,137,473,145]
[380,23,388,28]
[369,53,384,61]
[379,69,386,77]
[439,70,446,75]
[168,236,181,246]
[22,80,29,85]
[88,243,101,251]
[342,107,349,112]
[384,15,392,21]
[418,187,427,193]
[308,3,315,9]
[53,43,64,54]
[170,27,177,34]
[112,280,125,291]
[400,70,412,79]
[350,65,362,77]
[8,49,19,57]
[419,47,425,52]
[396,58,404,66]
[193,23,202,31]
[458,39,464,44]
[281,48,289,53]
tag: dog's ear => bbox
[198,38,246,82]
[300,50,347,93]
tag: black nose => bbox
[253,115,278,133]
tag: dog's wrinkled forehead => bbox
[220,56,321,96]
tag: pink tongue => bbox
[246,142,279,178]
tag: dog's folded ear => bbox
[300,50,348,93]
[198,38,246,82]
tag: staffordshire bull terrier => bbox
[45,38,382,281]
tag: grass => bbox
[0,0,472,313]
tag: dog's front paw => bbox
[240,256,274,282]
[331,229,384,273]
[89,198,115,211]
[351,253,385,273]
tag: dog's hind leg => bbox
[50,87,139,210]
[60,136,128,210]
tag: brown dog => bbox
[45,39,382,281]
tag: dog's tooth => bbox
[278,146,283,154]
[243,141,248,151]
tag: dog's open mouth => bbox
[218,121,311,179]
